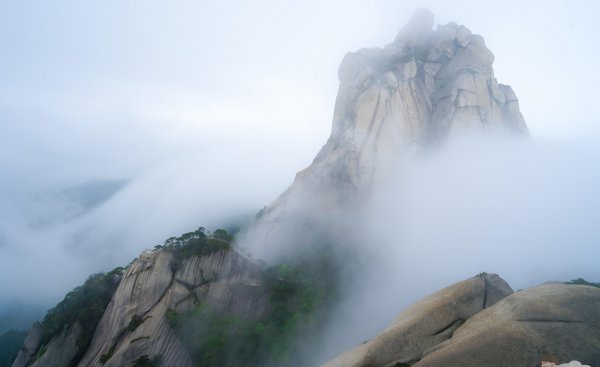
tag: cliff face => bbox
[28,324,82,367]
[77,249,266,367]
[11,323,41,367]
[13,247,267,367]
[247,10,527,255]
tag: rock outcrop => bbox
[247,9,528,255]
[76,248,266,367]
[413,283,600,367]
[13,247,267,367]
[28,323,82,367]
[11,322,42,367]
[323,273,513,367]
[323,278,600,367]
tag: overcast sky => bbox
[2,0,599,188]
[1,0,599,328]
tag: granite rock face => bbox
[12,322,82,367]
[13,247,267,367]
[322,273,513,367]
[247,10,528,255]
[413,284,600,367]
[76,249,266,367]
[11,322,42,367]
[322,279,600,367]
[28,323,82,367]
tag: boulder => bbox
[323,273,513,367]
[324,282,600,367]
[414,284,600,367]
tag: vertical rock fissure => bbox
[481,273,489,309]
[141,268,176,320]
[360,90,383,153]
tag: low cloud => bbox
[310,135,600,363]
[0,129,315,327]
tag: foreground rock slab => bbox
[323,280,600,367]
[414,283,600,367]
[323,273,513,367]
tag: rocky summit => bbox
[247,9,528,255]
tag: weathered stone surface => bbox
[397,59,418,80]
[76,248,266,367]
[323,273,513,367]
[11,322,42,367]
[246,10,528,257]
[414,284,600,367]
[28,323,82,367]
[456,25,471,48]
[323,282,600,367]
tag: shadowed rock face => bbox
[322,279,600,367]
[11,322,42,367]
[12,321,82,367]
[28,323,82,367]
[247,10,528,256]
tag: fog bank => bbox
[312,135,600,363]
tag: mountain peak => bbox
[245,13,528,258]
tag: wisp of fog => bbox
[303,134,600,364]
[0,137,311,333]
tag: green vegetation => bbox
[32,344,47,363]
[39,267,124,364]
[125,315,148,333]
[155,227,231,270]
[29,226,233,367]
[20,224,345,367]
[565,278,600,288]
[167,241,340,367]
[132,355,163,367]
[99,345,115,364]
[0,329,27,367]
